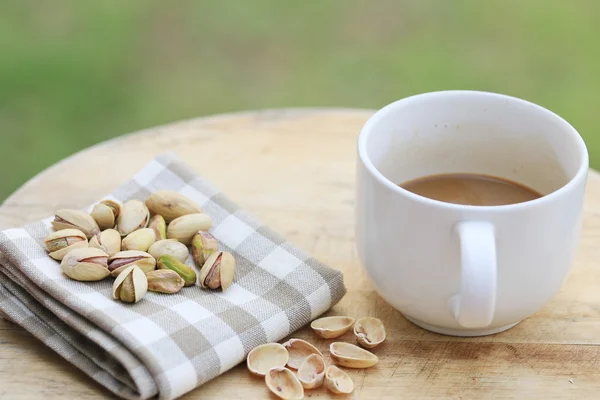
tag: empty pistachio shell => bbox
[166,213,212,245]
[117,200,150,236]
[108,250,156,277]
[90,200,120,231]
[265,367,304,400]
[148,239,189,262]
[122,228,156,252]
[191,231,219,267]
[89,229,121,257]
[148,214,167,241]
[329,342,378,368]
[199,251,235,291]
[157,254,196,286]
[44,229,88,260]
[310,316,355,339]
[325,365,354,394]
[282,338,323,370]
[112,265,147,303]
[354,317,386,349]
[146,269,185,294]
[145,190,202,223]
[247,343,289,376]
[60,247,109,281]
[297,354,325,389]
[52,209,100,239]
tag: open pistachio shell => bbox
[45,229,88,260]
[90,202,119,231]
[108,250,156,277]
[354,317,386,349]
[282,338,323,370]
[310,316,355,339]
[89,229,121,257]
[52,209,100,239]
[117,200,150,237]
[265,367,304,400]
[145,190,202,223]
[112,265,148,303]
[191,231,218,267]
[329,342,378,368]
[199,251,235,291]
[297,353,325,389]
[247,343,289,376]
[166,213,212,245]
[60,247,109,281]
[148,239,189,262]
[122,228,156,252]
[325,365,354,394]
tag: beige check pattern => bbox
[0,153,346,400]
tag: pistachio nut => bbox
[52,209,100,239]
[199,251,235,291]
[329,342,378,369]
[157,255,196,286]
[148,239,189,263]
[112,265,147,303]
[90,199,121,230]
[148,214,167,241]
[265,367,304,400]
[146,269,185,294]
[116,200,150,237]
[247,343,289,377]
[297,354,325,389]
[191,231,218,267]
[122,228,156,252]
[310,316,355,339]
[60,247,109,281]
[89,229,121,257]
[325,365,354,394]
[166,213,212,245]
[354,317,386,349]
[108,250,156,277]
[44,229,88,260]
[282,338,323,370]
[145,190,202,223]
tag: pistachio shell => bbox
[90,203,116,231]
[265,367,304,400]
[148,214,167,241]
[45,229,88,260]
[157,255,196,286]
[52,209,100,239]
[354,317,386,349]
[329,342,378,368]
[247,343,289,376]
[146,269,185,294]
[122,228,156,252]
[310,316,355,339]
[108,250,156,277]
[325,365,354,394]
[145,190,202,223]
[199,251,235,291]
[101,200,121,219]
[112,265,147,303]
[60,247,109,281]
[191,231,219,267]
[282,338,323,370]
[148,239,189,262]
[89,229,121,257]
[297,354,325,389]
[166,214,212,245]
[117,200,150,236]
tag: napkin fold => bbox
[0,153,346,400]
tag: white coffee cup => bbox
[355,90,588,336]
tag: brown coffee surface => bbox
[400,173,542,206]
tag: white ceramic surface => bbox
[355,90,588,336]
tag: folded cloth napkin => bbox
[0,153,346,400]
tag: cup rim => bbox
[357,90,589,211]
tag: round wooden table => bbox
[1,109,599,399]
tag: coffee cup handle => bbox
[452,221,497,328]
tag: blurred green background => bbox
[1,0,599,200]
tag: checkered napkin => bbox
[0,153,346,400]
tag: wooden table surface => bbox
[1,108,600,399]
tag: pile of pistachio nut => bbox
[45,190,235,304]
[247,316,386,399]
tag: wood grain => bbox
[1,108,599,399]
